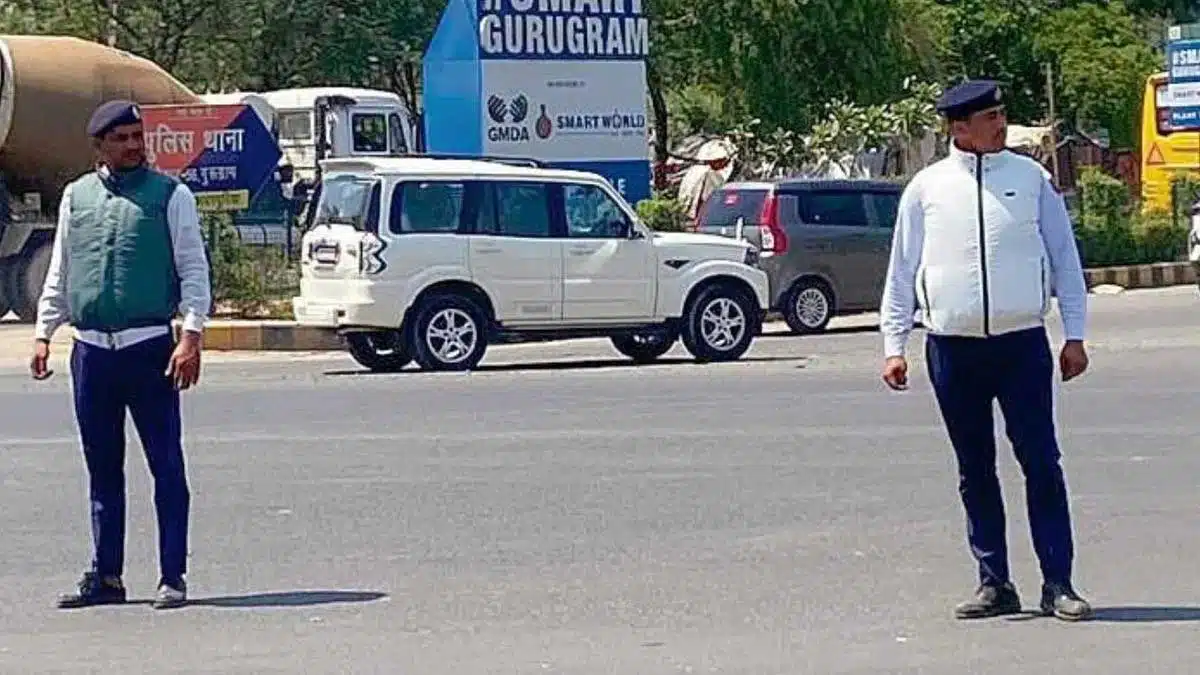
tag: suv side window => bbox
[478,181,554,238]
[561,183,630,238]
[799,190,869,227]
[388,181,466,235]
[864,191,901,229]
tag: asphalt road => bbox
[0,287,1198,674]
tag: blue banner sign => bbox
[422,0,652,205]
[477,0,649,61]
[1166,25,1200,130]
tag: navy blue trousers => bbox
[70,333,190,585]
[924,326,1074,588]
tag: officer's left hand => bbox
[166,331,202,390]
[1059,340,1088,382]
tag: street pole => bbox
[1044,60,1060,186]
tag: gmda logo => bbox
[486,93,530,143]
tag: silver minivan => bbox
[695,178,903,334]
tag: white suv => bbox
[291,156,771,372]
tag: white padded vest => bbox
[913,145,1051,338]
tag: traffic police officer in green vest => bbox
[30,99,212,610]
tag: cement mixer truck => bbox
[0,35,202,322]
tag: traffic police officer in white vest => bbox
[878,80,1094,622]
[30,99,211,610]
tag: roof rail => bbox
[414,153,546,168]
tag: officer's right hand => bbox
[30,339,52,380]
[882,356,908,391]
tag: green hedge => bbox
[204,213,299,318]
[635,195,690,232]
[1073,166,1195,267]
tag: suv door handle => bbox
[568,245,598,255]
[474,246,501,254]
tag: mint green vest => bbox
[65,167,180,331]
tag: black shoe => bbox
[954,582,1023,619]
[57,572,127,609]
[1039,582,1093,621]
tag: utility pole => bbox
[1044,60,1060,186]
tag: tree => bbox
[1033,2,1161,149]
[934,0,1054,123]
[1125,0,1198,23]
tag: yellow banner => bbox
[195,190,251,212]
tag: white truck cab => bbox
[292,156,771,371]
[257,87,418,186]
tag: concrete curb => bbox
[181,321,344,352]
[1083,261,1196,290]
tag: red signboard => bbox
[140,103,281,212]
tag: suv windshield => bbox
[314,175,378,230]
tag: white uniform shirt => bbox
[33,167,212,350]
[879,143,1087,359]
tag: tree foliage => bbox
[0,0,1181,157]
[1034,2,1161,149]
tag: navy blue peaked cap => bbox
[87,99,142,137]
[935,80,1003,119]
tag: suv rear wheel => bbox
[681,283,756,363]
[345,330,411,372]
[611,327,678,364]
[783,279,834,334]
[409,292,489,371]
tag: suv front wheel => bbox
[409,292,490,371]
[680,283,757,363]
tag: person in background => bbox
[878,80,1093,622]
[30,99,212,611]
[677,140,734,221]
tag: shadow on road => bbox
[1088,606,1200,623]
[323,354,808,377]
[1005,605,1200,624]
[191,590,388,608]
[758,324,882,338]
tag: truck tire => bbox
[680,282,757,363]
[9,242,52,323]
[345,330,412,372]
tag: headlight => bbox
[743,246,760,267]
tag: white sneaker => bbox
[152,580,187,609]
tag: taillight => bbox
[756,191,787,255]
[310,240,340,265]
